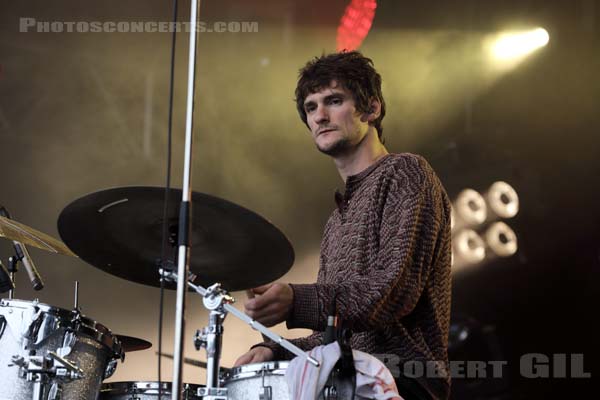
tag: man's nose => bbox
[314,105,329,124]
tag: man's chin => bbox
[316,139,351,157]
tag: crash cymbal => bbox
[57,186,294,291]
[0,215,76,257]
[116,334,152,352]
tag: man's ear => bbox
[361,99,381,123]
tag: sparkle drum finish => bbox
[0,299,124,400]
[223,361,290,400]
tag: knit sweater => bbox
[258,153,452,398]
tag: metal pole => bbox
[171,0,201,399]
[8,272,15,300]
[205,312,223,389]
[73,281,79,310]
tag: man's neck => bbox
[333,129,389,183]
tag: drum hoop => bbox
[226,361,289,381]
[1,298,123,359]
[100,381,202,395]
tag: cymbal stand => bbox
[161,271,320,400]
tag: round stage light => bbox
[455,189,487,226]
[487,181,519,218]
[485,222,518,257]
[454,229,486,264]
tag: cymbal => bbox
[116,334,152,352]
[57,186,294,291]
[0,215,76,257]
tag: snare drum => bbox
[0,298,124,400]
[224,361,289,400]
[99,381,203,399]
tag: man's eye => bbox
[305,106,316,113]
[330,98,342,105]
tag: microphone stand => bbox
[170,0,201,399]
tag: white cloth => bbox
[286,342,403,400]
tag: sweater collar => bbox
[345,153,392,188]
[334,153,393,208]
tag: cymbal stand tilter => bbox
[161,270,320,400]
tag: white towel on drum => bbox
[285,342,403,400]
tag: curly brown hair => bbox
[295,51,386,140]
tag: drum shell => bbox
[99,381,203,399]
[223,361,289,400]
[0,299,123,400]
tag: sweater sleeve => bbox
[288,157,448,332]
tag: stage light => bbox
[491,27,549,61]
[336,0,377,51]
[453,229,486,264]
[487,181,519,218]
[455,189,487,226]
[485,222,518,257]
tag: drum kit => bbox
[0,186,321,400]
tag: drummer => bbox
[234,51,452,400]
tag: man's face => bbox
[303,81,370,157]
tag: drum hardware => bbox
[73,281,80,312]
[10,350,84,400]
[104,359,119,380]
[0,299,125,400]
[99,381,204,400]
[223,361,290,400]
[259,367,273,400]
[0,259,15,295]
[160,270,319,400]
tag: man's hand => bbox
[233,346,274,367]
[244,283,293,327]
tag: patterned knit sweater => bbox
[259,153,452,398]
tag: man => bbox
[234,51,452,400]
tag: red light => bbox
[336,0,377,51]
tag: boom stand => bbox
[170,0,202,399]
[161,271,320,400]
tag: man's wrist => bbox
[287,283,321,330]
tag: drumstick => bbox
[246,289,271,343]
[156,352,231,374]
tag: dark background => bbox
[1,0,598,398]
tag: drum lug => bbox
[197,386,228,399]
[58,331,76,357]
[259,386,272,400]
[260,367,273,400]
[104,358,118,379]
